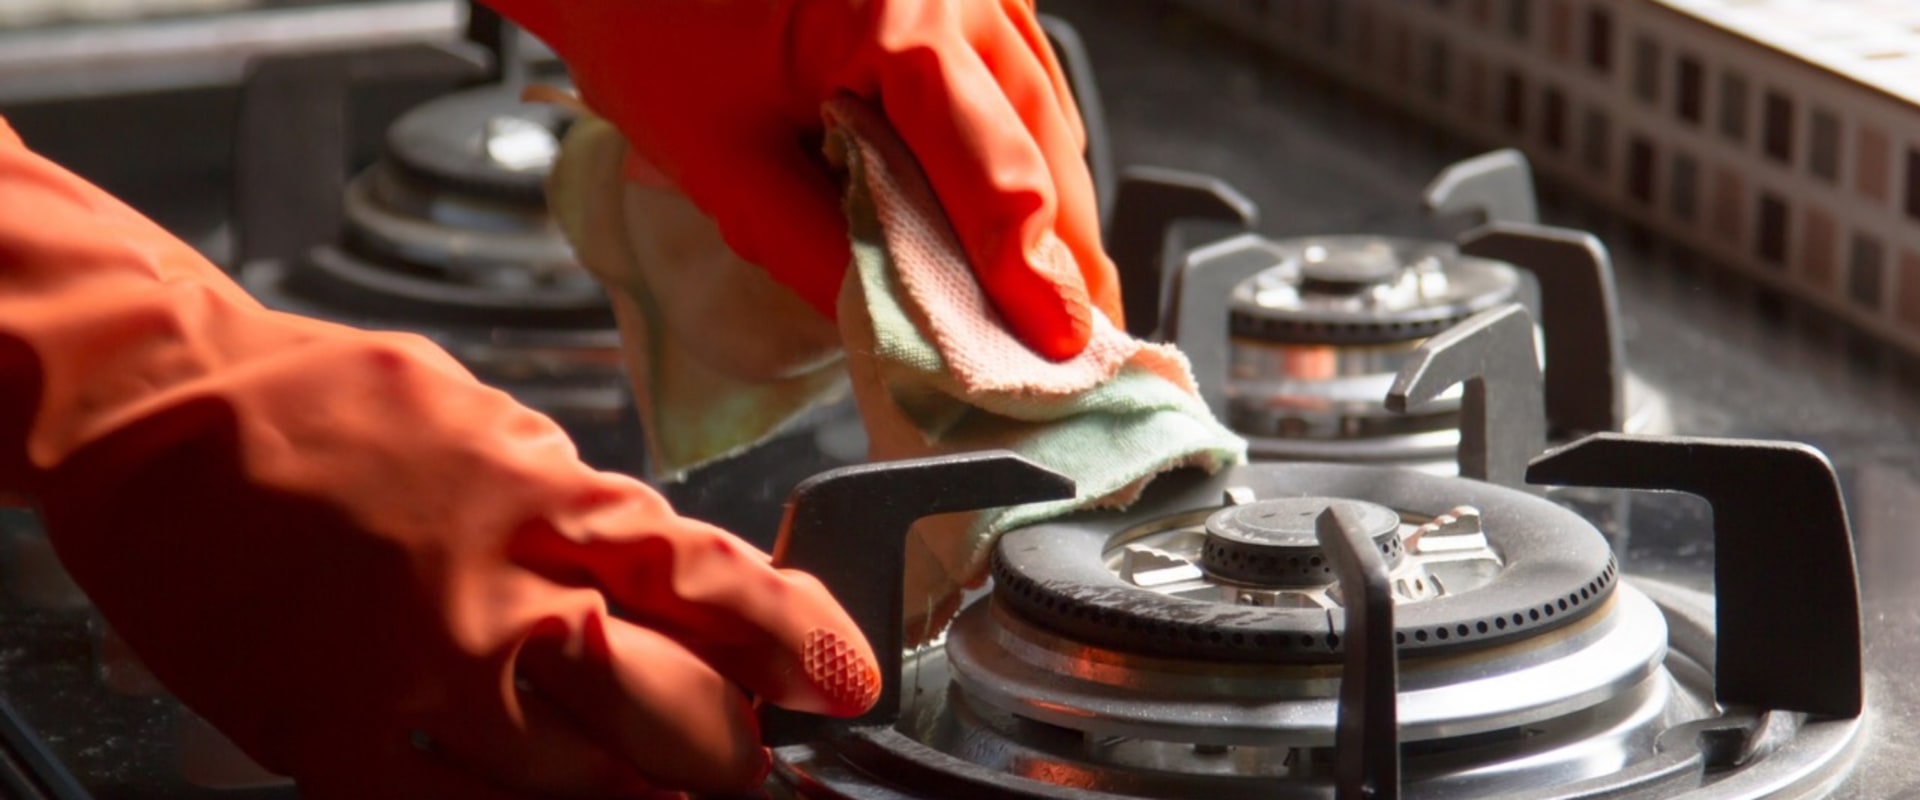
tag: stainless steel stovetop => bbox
[3,1,1920,798]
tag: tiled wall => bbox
[1178,0,1920,359]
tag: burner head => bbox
[1199,497,1403,586]
[1228,236,1521,346]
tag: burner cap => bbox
[1228,235,1520,345]
[1200,497,1403,586]
[385,84,573,206]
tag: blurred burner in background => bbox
[229,12,646,475]
[1151,150,1673,474]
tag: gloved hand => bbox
[0,119,879,797]
[479,0,1123,361]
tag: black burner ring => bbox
[990,464,1618,663]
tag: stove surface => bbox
[4,0,1920,797]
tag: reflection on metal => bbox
[1162,149,1672,475]
[481,115,560,172]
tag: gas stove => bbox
[2,1,1917,799]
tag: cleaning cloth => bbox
[819,97,1246,636]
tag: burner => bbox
[1155,151,1671,471]
[759,437,1864,800]
[1216,235,1520,444]
[958,463,1645,768]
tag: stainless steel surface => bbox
[1180,234,1521,422]
[1221,234,1519,449]
[948,464,1647,760]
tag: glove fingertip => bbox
[797,628,881,717]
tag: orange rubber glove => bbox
[0,119,878,797]
[479,0,1123,360]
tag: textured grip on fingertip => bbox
[802,629,880,715]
